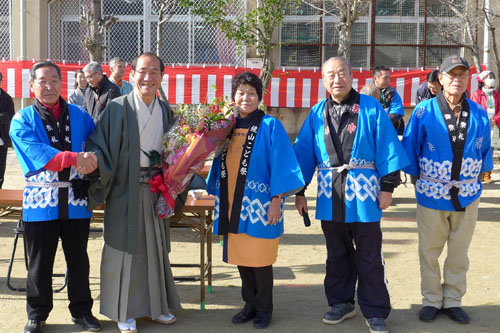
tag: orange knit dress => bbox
[225,128,279,267]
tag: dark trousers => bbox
[237,265,273,313]
[24,218,93,321]
[321,221,391,319]
[0,146,8,188]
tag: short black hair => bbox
[373,65,390,78]
[30,61,62,81]
[131,52,165,73]
[231,72,263,102]
[427,69,440,82]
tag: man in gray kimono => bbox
[86,52,180,333]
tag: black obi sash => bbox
[33,97,73,219]
[436,92,470,211]
[218,109,265,235]
[323,89,360,222]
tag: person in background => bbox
[86,52,180,333]
[9,61,99,333]
[402,55,493,325]
[359,83,381,100]
[373,65,405,134]
[82,62,120,122]
[416,69,442,104]
[109,57,133,96]
[206,72,304,329]
[471,70,500,183]
[0,71,15,188]
[294,57,409,333]
[68,69,87,106]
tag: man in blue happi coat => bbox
[402,55,493,325]
[373,65,405,134]
[10,61,100,333]
[294,57,409,333]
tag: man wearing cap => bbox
[402,55,493,325]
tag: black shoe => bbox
[419,306,440,322]
[253,311,272,329]
[24,320,45,333]
[232,304,257,324]
[442,307,470,324]
[72,314,101,332]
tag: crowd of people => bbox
[1,52,497,333]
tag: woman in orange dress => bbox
[206,72,304,329]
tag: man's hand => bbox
[378,191,393,210]
[267,197,282,225]
[76,152,98,174]
[295,195,308,216]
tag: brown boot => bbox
[483,171,492,183]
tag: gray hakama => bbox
[99,183,181,322]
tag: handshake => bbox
[76,152,98,175]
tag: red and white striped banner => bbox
[0,61,480,108]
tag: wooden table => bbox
[171,195,215,310]
[0,189,216,309]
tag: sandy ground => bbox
[0,148,499,333]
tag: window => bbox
[0,0,11,59]
[49,0,245,65]
[280,0,463,68]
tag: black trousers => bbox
[24,218,93,321]
[237,265,273,313]
[321,221,391,319]
[0,145,8,188]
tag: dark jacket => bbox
[0,88,15,147]
[82,75,121,123]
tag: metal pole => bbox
[483,0,491,70]
[21,0,27,108]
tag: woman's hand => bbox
[267,197,282,225]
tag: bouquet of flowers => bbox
[149,97,236,218]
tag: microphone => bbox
[302,208,311,227]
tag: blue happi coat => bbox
[9,104,95,222]
[402,98,493,211]
[294,95,409,222]
[206,115,305,239]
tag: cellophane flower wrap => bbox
[150,97,236,218]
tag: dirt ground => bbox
[0,148,499,333]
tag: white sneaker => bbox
[117,319,137,333]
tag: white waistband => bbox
[25,181,72,188]
[420,174,479,189]
[318,163,376,173]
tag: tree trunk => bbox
[90,0,104,63]
[337,23,352,60]
[259,45,274,113]
[463,17,482,71]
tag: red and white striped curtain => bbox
[0,61,480,108]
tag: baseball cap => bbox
[440,55,470,73]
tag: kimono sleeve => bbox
[269,119,305,197]
[479,113,494,173]
[86,103,123,208]
[389,90,405,116]
[401,104,426,176]
[206,156,221,196]
[374,102,409,176]
[293,109,318,183]
[9,110,60,175]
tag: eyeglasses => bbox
[442,72,469,80]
